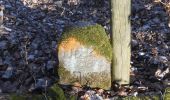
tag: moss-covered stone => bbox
[58,24,112,61]
[58,23,112,89]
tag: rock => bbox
[56,19,65,25]
[2,66,13,79]
[58,22,112,89]
[131,39,138,48]
[71,82,82,94]
[35,78,47,88]
[27,54,35,61]
[54,1,63,7]
[163,79,170,86]
[0,57,3,66]
[72,82,82,88]
[29,78,49,92]
[2,81,17,93]
[51,41,57,48]
[3,56,12,65]
[0,41,7,50]
[67,0,80,6]
[0,94,9,100]
[46,60,56,70]
[152,17,160,24]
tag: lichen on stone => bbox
[58,23,112,61]
[58,63,79,83]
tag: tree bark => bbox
[110,0,131,85]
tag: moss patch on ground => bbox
[164,87,170,100]
[9,87,170,100]
[58,24,112,61]
[10,84,66,100]
[122,95,160,100]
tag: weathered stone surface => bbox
[58,23,112,89]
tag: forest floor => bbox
[0,0,170,99]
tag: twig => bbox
[42,80,48,100]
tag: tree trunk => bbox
[110,0,131,85]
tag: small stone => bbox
[159,56,168,63]
[71,82,82,94]
[35,78,47,88]
[14,52,20,59]
[27,54,35,61]
[152,17,160,23]
[0,57,3,66]
[28,63,39,72]
[2,81,17,93]
[34,50,39,55]
[67,0,80,6]
[25,77,33,86]
[163,79,170,86]
[97,89,104,94]
[0,41,7,50]
[51,41,57,49]
[2,66,13,79]
[29,78,49,92]
[141,25,150,31]
[46,61,56,70]
[81,93,90,100]
[92,94,103,100]
[131,39,138,48]
[56,19,65,25]
[72,82,82,88]
[31,42,39,50]
[54,1,63,7]
[3,56,12,65]
[138,52,145,56]
[28,83,36,92]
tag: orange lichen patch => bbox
[59,37,81,52]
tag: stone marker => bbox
[57,22,112,89]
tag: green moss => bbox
[122,95,160,100]
[10,94,45,100]
[140,96,160,100]
[10,94,27,100]
[122,96,140,100]
[58,64,79,83]
[164,87,170,100]
[47,84,66,100]
[59,24,112,61]
[10,84,66,100]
